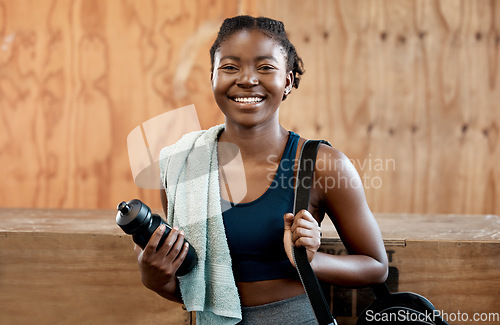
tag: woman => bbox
[134,15,388,324]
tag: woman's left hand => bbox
[283,210,322,267]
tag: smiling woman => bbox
[133,15,388,325]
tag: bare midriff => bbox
[236,278,305,307]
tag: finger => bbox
[284,213,295,251]
[283,213,294,230]
[156,226,180,257]
[292,227,316,242]
[291,216,318,234]
[162,229,185,263]
[144,224,167,255]
[291,210,319,231]
[294,236,321,250]
[171,241,190,270]
[299,209,317,222]
[295,209,313,220]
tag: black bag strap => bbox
[370,282,391,299]
[293,139,336,325]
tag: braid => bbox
[210,15,304,100]
[257,18,285,35]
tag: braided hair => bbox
[210,15,304,100]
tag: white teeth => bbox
[232,97,263,103]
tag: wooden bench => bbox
[1,209,498,324]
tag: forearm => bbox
[153,277,183,304]
[310,251,388,287]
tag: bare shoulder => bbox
[316,142,347,161]
[316,143,358,177]
[295,138,357,178]
[295,137,359,182]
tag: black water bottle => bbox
[116,199,197,276]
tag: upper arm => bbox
[315,144,387,264]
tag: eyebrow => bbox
[219,55,279,63]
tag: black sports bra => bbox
[221,131,300,282]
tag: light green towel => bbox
[159,124,241,324]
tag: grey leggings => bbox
[239,294,318,324]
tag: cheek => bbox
[211,71,219,91]
[265,74,288,95]
[211,73,232,94]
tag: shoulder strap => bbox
[371,282,391,299]
[292,139,336,325]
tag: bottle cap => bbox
[116,199,151,234]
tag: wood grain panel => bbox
[248,0,500,214]
[0,0,499,215]
[0,0,233,210]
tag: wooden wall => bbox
[0,0,499,215]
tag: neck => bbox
[219,118,289,160]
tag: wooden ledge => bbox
[2,208,498,242]
[321,213,500,244]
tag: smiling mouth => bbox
[230,97,265,104]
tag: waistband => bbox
[239,294,317,324]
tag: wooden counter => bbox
[0,208,191,325]
[1,209,499,324]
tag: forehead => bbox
[215,29,286,63]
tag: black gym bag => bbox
[356,283,448,325]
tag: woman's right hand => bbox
[133,224,189,298]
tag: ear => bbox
[284,71,294,95]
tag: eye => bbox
[258,65,276,71]
[219,65,238,72]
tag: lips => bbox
[229,94,266,105]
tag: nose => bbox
[236,68,258,87]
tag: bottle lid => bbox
[116,199,151,234]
